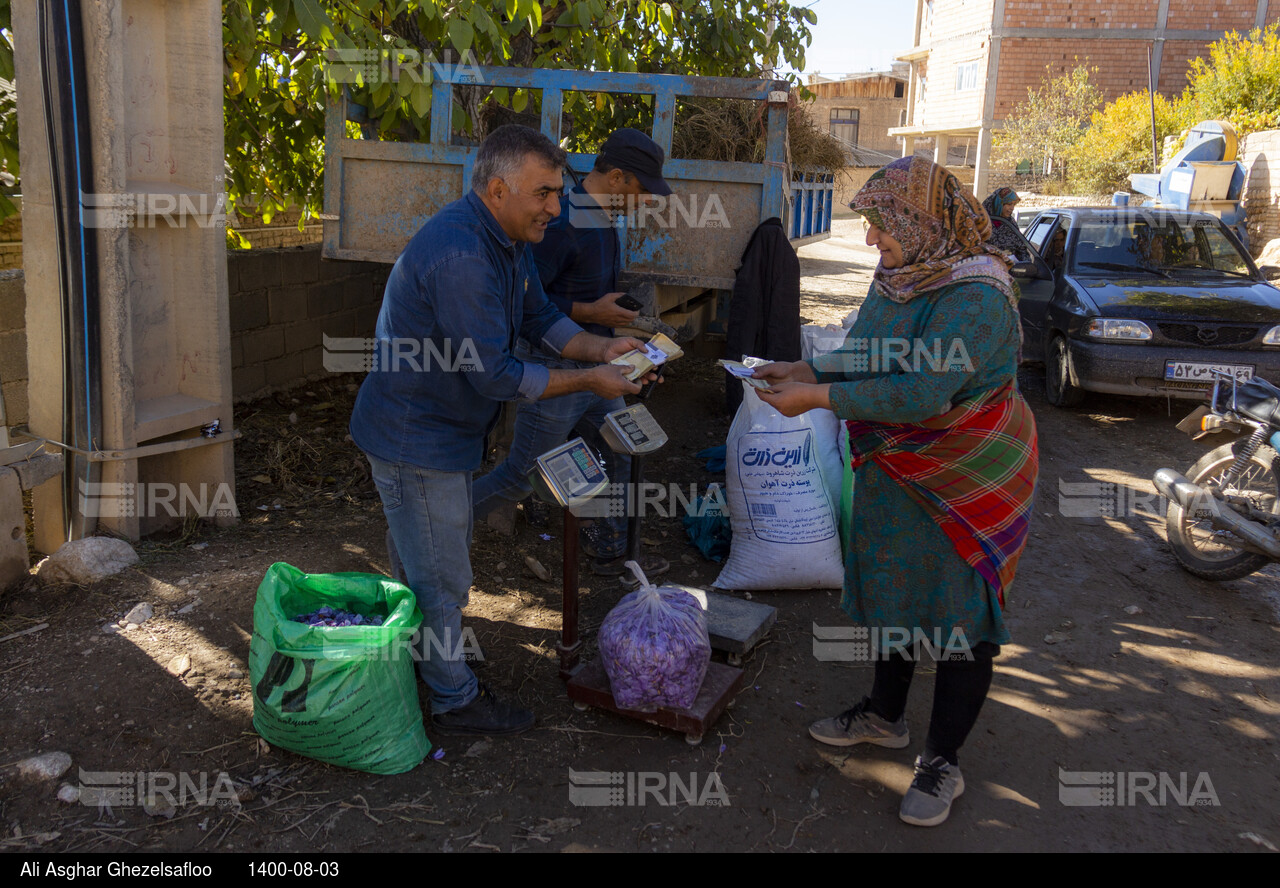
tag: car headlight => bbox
[1083,319,1152,341]
[1264,325,1280,346]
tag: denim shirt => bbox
[350,191,583,472]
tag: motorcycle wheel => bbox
[1165,441,1280,581]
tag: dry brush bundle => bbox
[670,96,846,172]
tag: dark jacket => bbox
[725,217,801,414]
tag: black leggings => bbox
[868,641,1000,767]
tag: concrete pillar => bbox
[902,136,916,158]
[973,127,993,198]
[934,134,951,167]
[13,0,236,546]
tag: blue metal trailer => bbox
[322,66,832,342]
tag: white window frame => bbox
[954,60,980,93]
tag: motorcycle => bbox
[1153,371,1280,581]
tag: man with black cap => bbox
[472,127,673,576]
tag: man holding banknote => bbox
[472,128,674,577]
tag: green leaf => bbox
[244,66,261,100]
[657,3,674,35]
[513,89,528,113]
[292,0,332,43]
[448,18,475,56]
[452,104,471,135]
[576,2,591,28]
[529,1,543,29]
[506,0,518,19]
[410,81,431,118]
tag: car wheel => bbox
[1044,334,1085,407]
[1165,442,1278,581]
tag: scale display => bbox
[529,437,610,508]
[599,405,668,455]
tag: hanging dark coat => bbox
[725,217,802,414]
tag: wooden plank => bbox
[566,658,744,741]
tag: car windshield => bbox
[1069,218,1253,278]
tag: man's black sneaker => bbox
[579,521,625,560]
[521,497,551,529]
[431,685,535,736]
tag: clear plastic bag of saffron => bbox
[597,562,711,712]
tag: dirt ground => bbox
[1,224,1277,854]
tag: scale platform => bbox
[703,590,777,665]
[657,586,777,666]
[566,658,744,745]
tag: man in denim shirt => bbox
[350,126,652,736]
[472,129,673,576]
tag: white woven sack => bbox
[713,384,844,590]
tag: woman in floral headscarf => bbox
[982,186,1031,262]
[753,157,1038,827]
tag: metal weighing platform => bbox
[565,588,775,745]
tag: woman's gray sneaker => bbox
[807,697,910,748]
[899,755,965,826]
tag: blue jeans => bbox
[365,453,478,714]
[472,344,631,558]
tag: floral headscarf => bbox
[982,187,1031,261]
[849,157,1016,307]
[982,186,1019,220]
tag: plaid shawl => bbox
[845,383,1039,605]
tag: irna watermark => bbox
[322,335,484,374]
[568,769,729,807]
[573,482,728,520]
[567,190,730,231]
[811,623,974,662]
[72,768,240,812]
[1058,768,1219,807]
[1055,478,1223,519]
[324,48,484,85]
[815,338,974,374]
[81,190,227,229]
[78,480,238,519]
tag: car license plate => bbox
[1164,361,1254,382]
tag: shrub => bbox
[1068,91,1190,196]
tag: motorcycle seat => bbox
[1233,376,1280,428]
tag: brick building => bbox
[795,68,911,204]
[799,67,910,164]
[891,0,1280,196]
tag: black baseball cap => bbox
[598,128,672,196]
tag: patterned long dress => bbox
[811,279,1020,646]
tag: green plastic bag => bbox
[249,562,431,774]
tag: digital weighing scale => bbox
[529,405,776,744]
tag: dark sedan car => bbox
[1014,207,1280,406]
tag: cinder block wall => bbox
[1242,129,1280,256]
[0,246,389,427]
[229,246,388,400]
[0,271,26,427]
